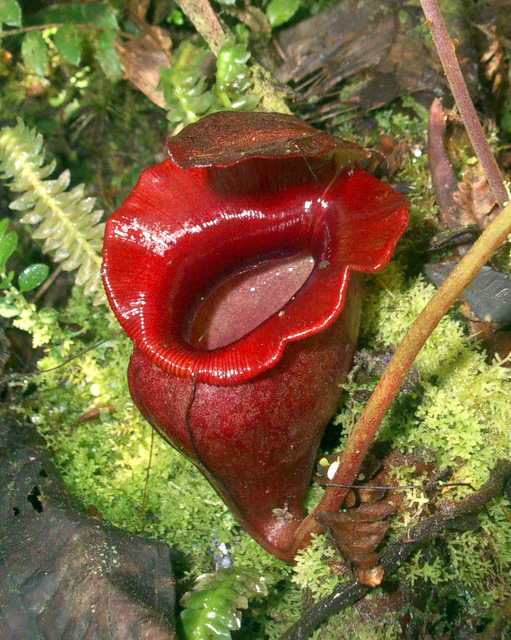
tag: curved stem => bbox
[288,0,511,559]
[290,201,511,556]
[419,0,509,207]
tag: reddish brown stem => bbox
[174,0,227,56]
[419,0,508,207]
[289,201,511,558]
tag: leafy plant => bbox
[0,1,510,639]
[0,0,122,79]
[0,217,58,347]
[0,119,105,304]
[180,567,268,640]
[0,218,48,295]
[266,0,301,27]
[160,36,259,133]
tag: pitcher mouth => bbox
[102,113,409,386]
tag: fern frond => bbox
[0,118,105,304]
[180,567,268,640]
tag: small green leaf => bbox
[266,0,300,27]
[0,230,17,268]
[38,307,58,324]
[166,8,184,25]
[96,29,122,80]
[0,0,22,26]
[0,218,9,240]
[18,263,49,292]
[54,25,81,66]
[22,31,48,76]
[83,2,119,28]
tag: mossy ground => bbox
[13,100,510,638]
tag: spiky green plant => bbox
[160,37,260,133]
[180,567,268,640]
[0,118,105,304]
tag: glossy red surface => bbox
[102,112,410,559]
[102,163,408,385]
[128,275,361,558]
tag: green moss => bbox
[292,534,340,599]
[3,60,509,637]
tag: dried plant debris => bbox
[280,461,511,640]
[115,0,172,107]
[469,0,511,39]
[275,0,478,119]
[428,98,463,233]
[350,346,420,403]
[0,422,177,640]
[427,98,510,349]
[316,450,433,587]
[428,95,499,237]
[453,163,500,230]
[116,32,172,108]
[480,25,507,104]
[365,134,409,180]
[277,0,398,99]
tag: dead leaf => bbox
[428,98,465,232]
[428,98,500,262]
[116,29,172,109]
[277,0,398,95]
[356,565,385,587]
[318,503,397,571]
[277,1,483,122]
[316,450,436,582]
[425,261,511,327]
[0,422,178,640]
[453,164,499,230]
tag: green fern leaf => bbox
[0,119,105,304]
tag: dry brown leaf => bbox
[453,163,499,229]
[115,29,172,108]
[356,565,385,587]
[428,98,463,231]
[316,450,436,581]
[0,422,178,640]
